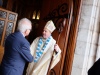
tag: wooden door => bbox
[32,0,73,75]
[0,7,18,63]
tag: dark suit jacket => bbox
[88,58,100,75]
[0,31,33,75]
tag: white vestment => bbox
[26,36,61,75]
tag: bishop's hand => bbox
[54,44,60,54]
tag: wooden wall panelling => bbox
[2,0,8,8]
[6,0,13,11]
[62,0,83,75]
[3,0,21,12]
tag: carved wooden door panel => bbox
[0,7,18,63]
[34,0,73,75]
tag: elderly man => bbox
[26,20,61,75]
[0,18,33,75]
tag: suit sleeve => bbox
[18,43,33,62]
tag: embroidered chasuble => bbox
[26,36,61,75]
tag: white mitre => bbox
[44,20,56,33]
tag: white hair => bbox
[17,18,32,32]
